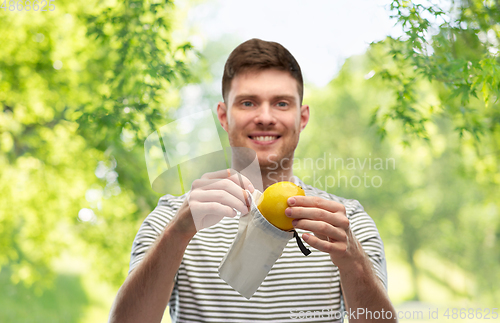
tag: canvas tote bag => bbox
[218,189,310,299]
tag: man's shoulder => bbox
[157,192,188,208]
[138,192,188,233]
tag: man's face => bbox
[217,68,309,170]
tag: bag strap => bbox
[293,230,311,256]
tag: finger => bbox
[288,196,345,214]
[189,201,236,231]
[292,219,347,242]
[228,169,255,193]
[192,178,251,209]
[242,189,250,209]
[201,169,234,179]
[199,202,238,219]
[235,172,255,193]
[201,214,225,228]
[302,233,347,255]
[201,169,255,192]
[190,189,249,215]
[286,206,350,229]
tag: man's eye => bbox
[277,102,288,107]
[242,101,253,107]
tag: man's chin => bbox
[257,153,283,170]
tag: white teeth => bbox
[251,136,278,141]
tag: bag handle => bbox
[293,230,311,256]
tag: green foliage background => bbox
[0,0,498,322]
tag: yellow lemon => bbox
[256,181,305,231]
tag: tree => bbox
[298,48,499,304]
[367,1,500,302]
[372,0,500,144]
[0,0,196,290]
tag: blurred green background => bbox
[0,0,499,322]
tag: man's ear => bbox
[299,104,310,132]
[217,101,229,132]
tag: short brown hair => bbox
[222,38,303,104]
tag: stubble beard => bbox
[255,131,300,175]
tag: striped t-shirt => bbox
[129,176,388,323]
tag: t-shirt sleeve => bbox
[128,194,181,274]
[344,199,388,290]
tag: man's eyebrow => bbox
[233,94,297,102]
[233,94,259,102]
[273,95,297,101]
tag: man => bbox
[109,38,397,322]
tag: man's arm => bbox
[108,200,196,323]
[286,196,397,323]
[108,169,253,323]
[337,233,396,322]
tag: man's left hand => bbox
[285,196,362,268]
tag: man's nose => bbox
[254,104,276,126]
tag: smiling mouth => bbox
[248,135,281,142]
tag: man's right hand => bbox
[109,168,255,323]
[187,168,255,231]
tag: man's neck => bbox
[259,166,296,190]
